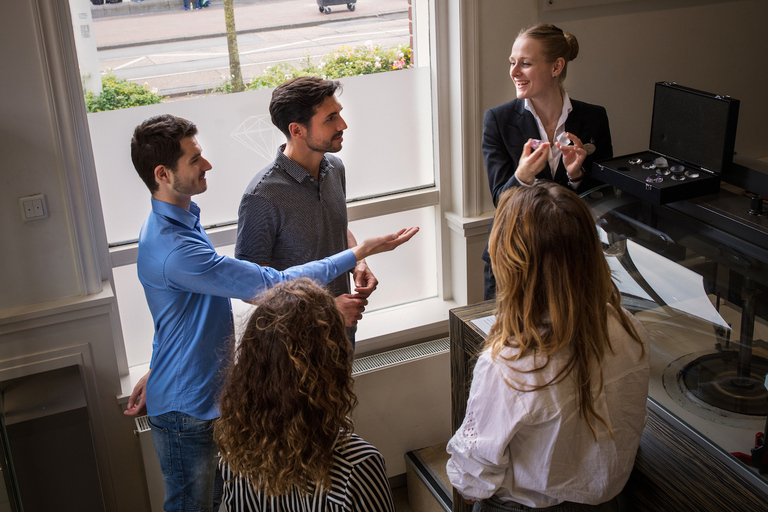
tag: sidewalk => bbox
[91,0,276,18]
[92,0,409,49]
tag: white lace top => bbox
[446,308,650,507]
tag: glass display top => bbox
[583,184,768,477]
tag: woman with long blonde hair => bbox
[216,278,395,512]
[448,182,649,511]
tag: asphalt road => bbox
[89,0,410,96]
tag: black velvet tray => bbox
[593,82,739,205]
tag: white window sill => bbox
[118,297,459,404]
[354,297,457,356]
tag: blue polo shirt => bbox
[138,198,356,419]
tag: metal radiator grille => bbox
[135,415,150,433]
[352,338,450,376]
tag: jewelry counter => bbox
[449,180,768,511]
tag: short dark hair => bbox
[130,114,198,193]
[269,77,341,137]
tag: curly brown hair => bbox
[488,182,644,439]
[215,278,357,496]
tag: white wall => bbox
[0,1,83,309]
[353,352,452,477]
[0,1,146,511]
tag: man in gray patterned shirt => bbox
[235,77,376,343]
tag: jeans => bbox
[346,326,357,349]
[481,237,496,301]
[474,495,619,512]
[149,412,223,512]
[483,257,497,301]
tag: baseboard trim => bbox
[389,472,407,490]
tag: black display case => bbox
[593,82,740,205]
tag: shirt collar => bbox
[562,92,573,119]
[150,197,201,229]
[275,144,333,183]
[524,91,573,124]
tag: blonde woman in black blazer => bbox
[482,24,613,300]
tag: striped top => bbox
[220,434,395,512]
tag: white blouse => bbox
[446,307,650,508]
[525,92,573,180]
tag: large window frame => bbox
[65,0,460,374]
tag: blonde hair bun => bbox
[564,32,579,61]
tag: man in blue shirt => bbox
[123,114,417,512]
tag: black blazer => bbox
[483,98,613,207]
[481,98,613,299]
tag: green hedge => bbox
[84,72,163,112]
[216,42,412,93]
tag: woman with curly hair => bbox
[215,278,395,512]
[448,182,650,511]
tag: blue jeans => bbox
[149,412,223,512]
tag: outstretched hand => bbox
[352,227,419,261]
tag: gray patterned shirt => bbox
[235,146,351,302]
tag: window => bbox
[72,0,445,367]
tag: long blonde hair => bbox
[487,182,643,438]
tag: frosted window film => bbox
[88,68,434,244]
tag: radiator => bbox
[352,337,450,376]
[135,416,165,512]
[351,337,452,476]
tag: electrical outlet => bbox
[19,194,48,221]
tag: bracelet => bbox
[568,167,586,183]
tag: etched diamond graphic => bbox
[231,115,282,160]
